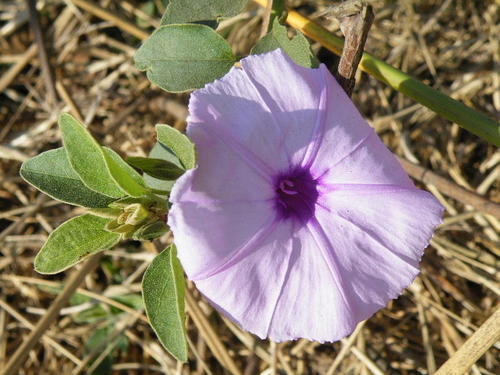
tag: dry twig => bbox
[330,0,374,96]
[2,254,104,375]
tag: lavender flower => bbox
[168,49,444,342]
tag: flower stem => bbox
[149,188,170,196]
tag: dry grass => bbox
[0,0,499,374]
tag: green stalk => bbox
[281,6,500,146]
[361,54,500,146]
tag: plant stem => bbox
[150,188,170,196]
[331,1,374,96]
[252,0,500,146]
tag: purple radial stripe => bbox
[317,129,375,177]
[240,68,293,165]
[301,67,329,169]
[264,239,299,337]
[189,216,279,281]
[317,183,413,195]
[178,197,275,207]
[331,209,421,270]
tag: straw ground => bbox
[0,0,498,374]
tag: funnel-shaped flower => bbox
[168,49,443,342]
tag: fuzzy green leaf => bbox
[143,142,182,193]
[134,24,237,92]
[102,147,150,197]
[58,113,125,198]
[156,124,196,170]
[20,148,114,208]
[127,156,185,180]
[35,215,120,274]
[252,19,319,68]
[161,0,247,24]
[143,245,187,362]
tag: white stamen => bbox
[280,180,298,195]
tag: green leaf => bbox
[143,142,181,193]
[102,147,150,197]
[87,207,122,219]
[86,327,114,375]
[20,148,115,208]
[161,0,247,25]
[269,0,287,25]
[156,124,196,169]
[127,156,185,180]
[135,24,237,92]
[74,305,110,323]
[143,244,188,362]
[85,325,129,375]
[132,221,169,241]
[74,294,144,323]
[35,214,120,274]
[58,113,125,198]
[136,1,156,28]
[195,20,218,29]
[251,19,319,68]
[113,294,144,311]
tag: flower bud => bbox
[103,195,169,240]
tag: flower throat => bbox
[275,168,319,224]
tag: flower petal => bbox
[171,122,275,204]
[319,187,444,266]
[316,131,414,187]
[168,189,276,278]
[265,222,358,342]
[193,219,295,339]
[189,64,289,173]
[267,187,442,342]
[241,50,331,167]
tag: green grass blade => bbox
[286,11,500,146]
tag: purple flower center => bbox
[275,168,319,223]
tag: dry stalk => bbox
[329,0,374,96]
[435,306,500,375]
[70,0,149,40]
[25,0,57,107]
[2,254,103,375]
[399,158,500,218]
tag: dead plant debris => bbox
[0,0,498,374]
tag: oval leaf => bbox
[58,113,125,198]
[252,19,319,68]
[126,156,185,180]
[143,142,182,193]
[102,147,150,197]
[142,244,188,362]
[134,24,237,92]
[161,0,248,25]
[20,148,115,208]
[156,124,196,170]
[35,214,120,274]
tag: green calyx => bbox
[89,195,169,240]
